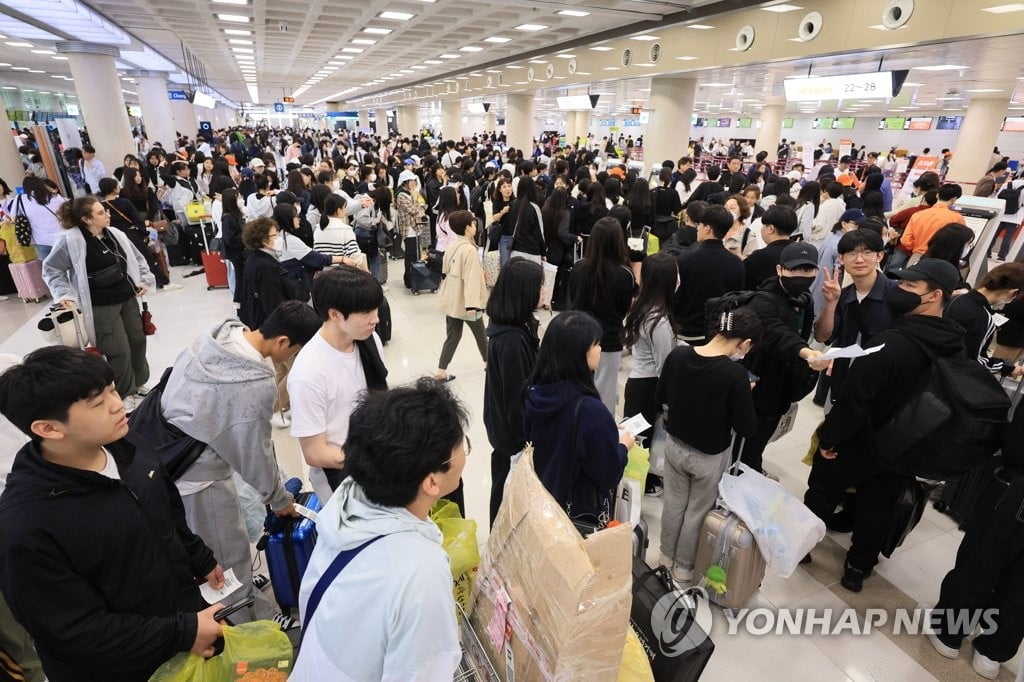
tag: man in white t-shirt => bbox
[289,267,388,503]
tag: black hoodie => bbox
[483,322,539,454]
[818,314,965,453]
[0,439,215,682]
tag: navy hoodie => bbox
[523,381,627,520]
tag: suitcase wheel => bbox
[932,501,947,512]
[412,289,420,296]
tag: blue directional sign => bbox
[168,90,188,101]
[273,102,285,113]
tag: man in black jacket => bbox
[805,259,966,592]
[684,166,723,207]
[743,205,799,290]
[740,242,823,472]
[0,347,225,681]
[672,205,745,346]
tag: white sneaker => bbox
[927,633,960,659]
[136,385,151,397]
[270,411,291,429]
[161,282,184,291]
[0,296,8,302]
[971,649,1000,679]
[671,565,694,585]
[273,612,299,631]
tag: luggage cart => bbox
[455,604,499,681]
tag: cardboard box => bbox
[468,448,632,681]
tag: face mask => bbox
[271,235,285,259]
[780,275,815,296]
[348,170,357,177]
[729,210,740,221]
[368,174,377,182]
[729,351,746,361]
[886,287,922,316]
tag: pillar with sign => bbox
[169,94,198,142]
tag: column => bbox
[358,109,369,130]
[575,110,590,146]
[373,108,388,135]
[485,112,496,133]
[169,98,198,141]
[56,42,135,174]
[0,106,24,185]
[644,77,696,166]
[566,112,578,146]
[441,99,461,141]
[130,70,176,150]
[754,103,786,162]
[398,105,418,136]
[947,95,1013,185]
[506,93,535,154]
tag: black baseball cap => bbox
[893,258,960,295]
[780,242,819,269]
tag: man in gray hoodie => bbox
[161,301,320,625]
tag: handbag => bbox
[185,199,207,224]
[88,262,127,288]
[141,300,156,335]
[13,196,32,247]
[482,248,501,288]
[881,478,926,557]
[160,220,181,246]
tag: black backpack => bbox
[470,182,489,218]
[997,183,1022,215]
[126,368,208,480]
[872,331,1010,480]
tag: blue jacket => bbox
[523,381,627,521]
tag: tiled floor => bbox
[1,262,1019,681]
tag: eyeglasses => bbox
[442,436,472,467]
[842,249,880,260]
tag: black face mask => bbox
[780,275,815,296]
[886,287,922,316]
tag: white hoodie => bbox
[291,478,461,682]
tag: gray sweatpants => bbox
[593,350,621,417]
[659,434,730,571]
[182,478,278,622]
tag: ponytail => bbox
[57,197,98,230]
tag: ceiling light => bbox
[212,0,248,4]
[688,24,714,29]
[351,38,376,45]
[224,28,251,35]
[555,54,576,59]
[440,53,459,59]
[982,3,1024,12]
[341,47,364,53]
[334,55,354,60]
[912,64,969,71]
[363,27,393,36]
[321,66,338,71]
[557,9,590,16]
[0,86,15,90]
[676,56,698,60]
[411,65,427,69]
[399,69,416,74]
[630,35,659,41]
[51,55,68,60]
[484,36,511,43]
[515,24,548,31]
[27,69,44,74]
[424,59,442,64]
[590,46,613,51]
[378,10,414,20]
[528,59,546,64]
[4,41,31,47]
[506,64,523,69]
[761,3,803,12]
[231,47,254,53]
[460,45,483,52]
[229,39,253,45]
[603,66,620,71]
[217,14,250,23]
[965,88,1004,92]
[30,49,54,55]
[11,66,29,71]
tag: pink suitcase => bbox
[9,260,48,302]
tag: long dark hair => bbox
[372,186,393,220]
[541,188,569,248]
[119,167,147,201]
[321,193,347,229]
[585,181,606,216]
[623,253,678,347]
[222,188,243,221]
[528,310,601,399]
[485,256,543,327]
[924,223,974,268]
[626,180,652,222]
[582,217,630,307]
[436,186,458,218]
[796,181,820,216]
[23,176,55,206]
[512,176,539,234]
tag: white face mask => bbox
[729,209,740,222]
[271,235,285,259]
[729,351,746,361]
[368,174,377,182]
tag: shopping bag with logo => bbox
[615,442,651,524]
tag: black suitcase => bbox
[631,556,715,682]
[409,261,440,294]
[377,296,392,345]
[166,241,190,267]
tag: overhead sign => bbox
[282,97,295,103]
[784,72,894,102]
[168,90,188,101]
[273,102,285,113]
[127,105,142,117]
[66,103,79,116]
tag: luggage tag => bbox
[294,504,318,523]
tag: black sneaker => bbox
[800,553,813,565]
[827,507,855,533]
[840,561,872,592]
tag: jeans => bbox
[499,235,513,268]
[92,297,149,396]
[437,315,488,370]
[368,254,382,282]
[593,350,621,417]
[660,434,730,570]
[33,244,51,261]
[404,236,419,289]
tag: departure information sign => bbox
[784,72,894,102]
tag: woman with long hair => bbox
[509,176,546,264]
[42,197,155,408]
[220,187,246,303]
[945,262,1024,379]
[16,175,65,260]
[484,257,544,524]
[796,180,821,244]
[541,187,574,267]
[434,186,459,254]
[923,223,975,280]
[574,181,610,244]
[523,311,634,523]
[568,216,636,414]
[311,194,365,270]
[486,177,515,265]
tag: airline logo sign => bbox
[784,72,893,102]
[168,90,188,101]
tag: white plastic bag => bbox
[718,462,825,578]
[648,416,666,477]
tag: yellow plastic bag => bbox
[646,233,660,255]
[802,421,823,466]
[624,442,650,482]
[429,500,481,614]
[185,200,207,224]
[617,628,655,682]
[149,620,292,682]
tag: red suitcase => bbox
[9,259,49,302]
[201,251,228,290]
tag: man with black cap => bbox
[738,241,823,472]
[804,258,966,592]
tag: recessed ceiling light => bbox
[27,69,43,74]
[378,10,414,20]
[515,24,548,31]
[363,27,392,34]
[334,55,354,60]
[761,3,803,12]
[212,0,248,4]
[321,66,338,71]
[440,53,459,59]
[30,49,54,55]
[224,28,251,35]
[460,45,483,52]
[216,14,250,23]
[0,86,16,90]
[603,66,620,71]
[351,38,376,45]
[528,59,546,64]
[982,3,1024,12]
[555,54,576,59]
[630,35,659,41]
[912,64,969,71]
[484,36,511,43]
[965,88,1004,93]
[506,64,523,69]
[341,47,364,53]
[676,56,698,61]
[51,55,68,60]
[423,59,443,64]
[688,24,714,29]
[4,42,32,47]
[229,39,253,45]
[11,66,29,71]
[590,46,614,52]
[557,9,590,16]
[231,47,254,53]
